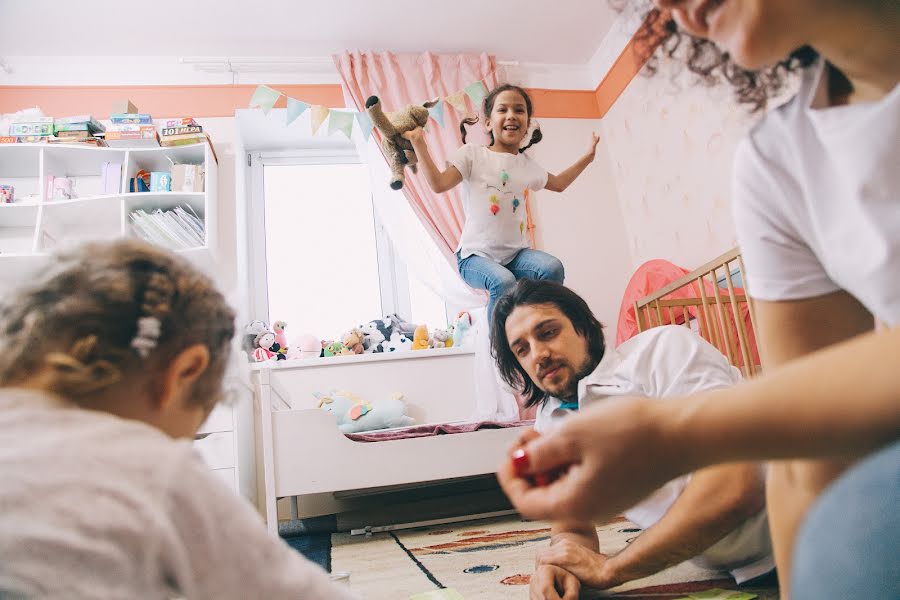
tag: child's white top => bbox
[0,389,358,600]
[733,59,900,325]
[450,144,548,264]
[535,326,774,584]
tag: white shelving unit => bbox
[0,142,218,287]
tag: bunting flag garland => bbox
[444,91,469,115]
[248,74,491,139]
[354,110,374,141]
[310,105,330,134]
[328,110,355,139]
[428,99,445,128]
[249,85,282,115]
[464,81,488,110]
[286,98,310,125]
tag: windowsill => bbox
[248,346,476,371]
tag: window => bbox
[249,149,449,342]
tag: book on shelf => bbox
[54,116,105,132]
[48,137,106,147]
[161,125,202,137]
[10,122,53,137]
[159,132,208,147]
[56,130,95,139]
[105,126,160,148]
[163,118,198,128]
[110,113,153,124]
[130,205,205,251]
[0,137,17,144]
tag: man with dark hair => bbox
[491,279,773,599]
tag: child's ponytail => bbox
[459,116,479,145]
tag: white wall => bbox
[529,118,631,333]
[600,54,761,272]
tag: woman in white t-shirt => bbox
[0,240,358,599]
[404,84,600,321]
[497,2,899,600]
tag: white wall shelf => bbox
[0,142,218,287]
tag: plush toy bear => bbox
[243,320,269,357]
[315,390,415,433]
[365,96,438,190]
[431,327,453,349]
[411,324,430,350]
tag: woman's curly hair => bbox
[633,7,837,112]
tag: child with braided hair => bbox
[0,239,357,599]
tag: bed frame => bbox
[251,348,529,534]
[634,248,761,377]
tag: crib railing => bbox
[634,248,761,377]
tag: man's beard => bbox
[544,355,598,402]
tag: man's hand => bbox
[536,539,620,590]
[530,565,581,600]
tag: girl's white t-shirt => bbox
[733,60,900,325]
[0,389,359,600]
[450,144,548,264]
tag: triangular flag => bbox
[310,105,330,134]
[464,81,488,110]
[286,98,309,125]
[249,85,281,115]
[328,110,355,139]
[445,91,468,115]
[354,110,374,141]
[428,99,445,128]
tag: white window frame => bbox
[246,147,412,326]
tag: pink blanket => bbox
[344,420,534,442]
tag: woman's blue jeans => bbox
[457,249,565,323]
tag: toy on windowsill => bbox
[272,320,288,349]
[341,328,365,355]
[453,311,474,347]
[411,325,430,350]
[243,320,269,358]
[365,96,439,190]
[379,331,412,353]
[431,327,453,349]
[253,330,287,361]
[315,390,415,433]
[287,333,322,360]
[323,341,351,357]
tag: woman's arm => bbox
[544,133,599,192]
[402,127,462,193]
[498,324,900,523]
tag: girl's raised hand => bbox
[586,132,600,160]
[402,127,426,144]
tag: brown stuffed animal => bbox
[365,95,437,190]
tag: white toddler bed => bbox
[250,347,530,534]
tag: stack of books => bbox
[51,115,106,146]
[105,112,159,148]
[160,118,206,147]
[6,117,54,143]
[129,204,205,250]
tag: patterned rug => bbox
[329,514,780,599]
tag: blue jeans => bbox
[457,249,565,323]
[791,439,899,600]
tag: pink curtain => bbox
[333,51,498,263]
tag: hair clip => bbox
[131,316,161,358]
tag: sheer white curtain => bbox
[344,93,520,422]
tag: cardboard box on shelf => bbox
[111,100,138,114]
[171,164,204,192]
[150,171,171,192]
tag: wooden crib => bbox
[634,248,761,377]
